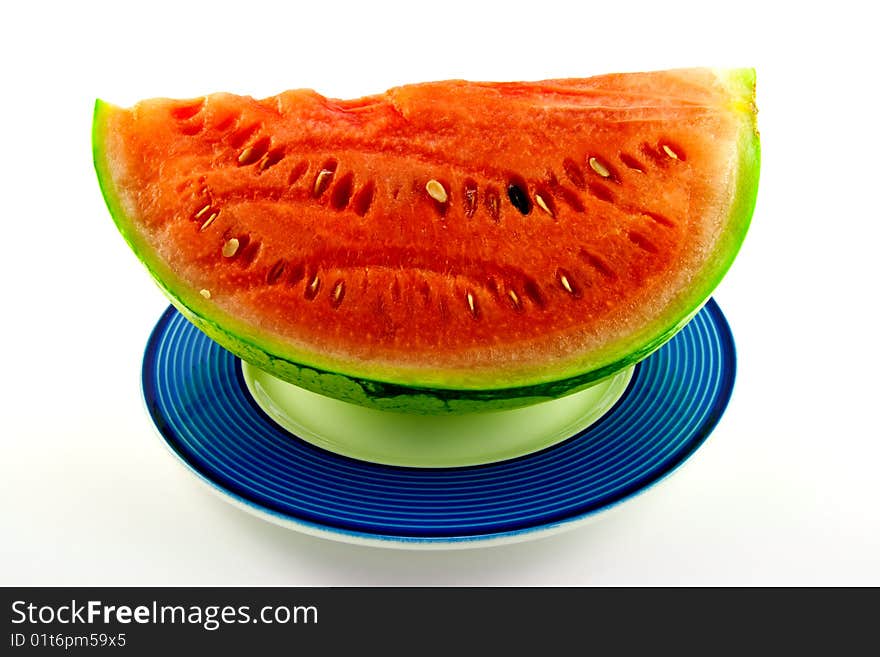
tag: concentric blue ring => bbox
[143,300,736,544]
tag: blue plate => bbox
[142,299,736,548]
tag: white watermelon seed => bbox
[222,238,240,258]
[194,204,212,219]
[237,147,254,164]
[425,179,448,203]
[200,212,219,231]
[589,157,611,178]
[661,144,680,160]
[332,280,345,302]
[466,291,477,317]
[559,274,574,294]
[535,194,553,216]
[313,169,334,196]
[199,289,211,299]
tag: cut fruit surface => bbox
[94,68,759,412]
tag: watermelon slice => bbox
[93,68,759,412]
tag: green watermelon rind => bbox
[93,69,759,413]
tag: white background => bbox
[2,0,878,585]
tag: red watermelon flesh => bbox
[93,68,759,412]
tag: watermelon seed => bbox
[237,137,271,166]
[661,144,680,160]
[588,157,612,179]
[556,269,581,297]
[463,179,478,218]
[425,179,448,204]
[465,291,479,319]
[200,212,219,232]
[199,289,211,299]
[238,147,255,164]
[330,280,346,308]
[559,273,573,294]
[313,161,337,197]
[259,147,286,171]
[194,204,212,220]
[507,289,523,311]
[507,181,531,215]
[266,259,287,284]
[534,194,551,215]
[222,238,240,258]
[305,274,321,300]
[313,170,334,196]
[534,193,554,217]
[485,186,501,222]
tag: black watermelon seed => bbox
[507,183,531,215]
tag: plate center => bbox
[241,364,634,468]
